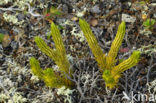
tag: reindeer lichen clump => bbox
[30,22,73,88]
[79,19,140,89]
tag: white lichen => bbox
[0,94,8,102]
[1,0,42,26]
[59,19,85,42]
[30,74,40,83]
[57,86,74,103]
[147,79,156,94]
[92,0,98,4]
[3,12,24,26]
[13,0,33,10]
[0,0,12,5]
[76,8,86,17]
[8,92,27,103]
[0,87,27,103]
[52,65,59,71]
[3,78,14,87]
[139,29,152,37]
[71,27,85,42]
[0,0,33,10]
[67,54,74,64]
[137,44,156,56]
[31,87,54,103]
[39,3,48,9]
[122,14,136,23]
[6,58,28,75]
[62,19,74,26]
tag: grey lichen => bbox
[147,79,156,95]
[139,29,152,37]
[1,0,43,27]
[0,87,27,103]
[0,0,12,5]
[3,13,24,26]
[13,0,33,10]
[59,19,85,41]
[137,44,156,56]
[57,86,74,103]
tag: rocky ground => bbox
[0,0,156,103]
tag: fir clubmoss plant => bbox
[79,19,140,89]
[29,22,73,88]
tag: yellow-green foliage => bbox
[105,22,126,69]
[29,22,73,88]
[79,19,140,89]
[79,19,106,70]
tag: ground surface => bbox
[0,0,156,103]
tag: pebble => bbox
[2,34,11,47]
[122,14,136,23]
[90,19,98,27]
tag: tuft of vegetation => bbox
[30,19,140,89]
[79,19,141,89]
[143,18,155,30]
[44,6,62,22]
[29,22,73,88]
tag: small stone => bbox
[71,17,78,21]
[90,19,98,27]
[2,34,11,47]
[122,14,136,23]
